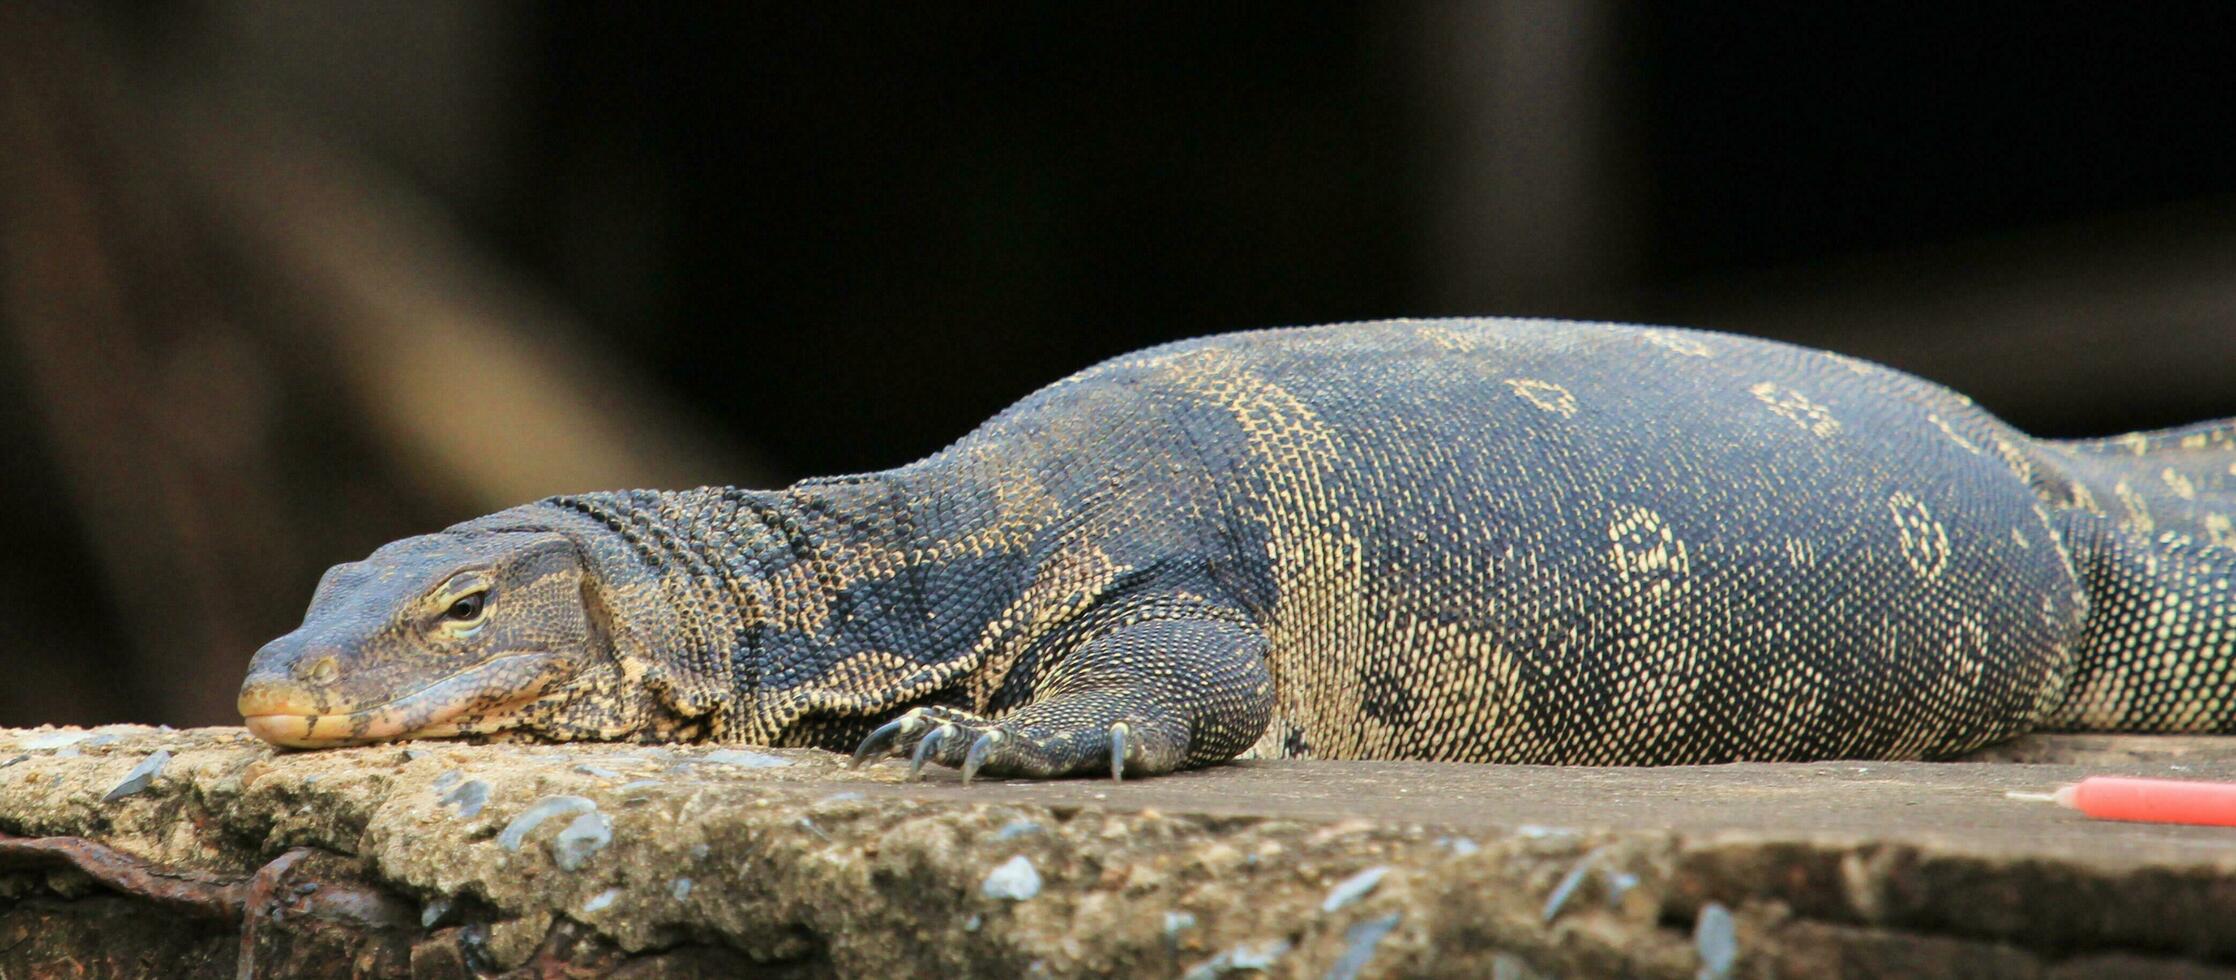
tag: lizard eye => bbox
[444,592,486,621]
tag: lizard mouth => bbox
[240,651,570,748]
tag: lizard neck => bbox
[521,472,1011,745]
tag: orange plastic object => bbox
[2054,776,2236,827]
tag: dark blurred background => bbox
[4,3,2233,729]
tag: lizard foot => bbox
[848,705,1160,783]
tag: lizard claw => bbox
[960,731,1002,785]
[847,705,1170,782]
[851,711,927,768]
[908,723,953,781]
[850,718,907,768]
[1109,722,1128,782]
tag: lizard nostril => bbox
[301,656,340,686]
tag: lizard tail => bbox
[2041,418,2236,550]
[2035,417,2236,732]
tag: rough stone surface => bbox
[3,726,2235,978]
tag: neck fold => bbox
[473,475,982,743]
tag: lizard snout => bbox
[237,633,346,717]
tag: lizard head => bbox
[239,528,640,748]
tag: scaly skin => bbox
[239,318,2236,779]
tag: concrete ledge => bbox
[3,728,2233,977]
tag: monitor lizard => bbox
[238,318,2236,780]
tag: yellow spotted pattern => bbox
[1503,378,1580,417]
[1640,330,1714,357]
[1750,382,1841,438]
[1888,492,1951,582]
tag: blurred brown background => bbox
[3,3,2233,730]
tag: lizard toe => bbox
[849,716,911,768]
[960,731,1004,784]
[908,723,956,781]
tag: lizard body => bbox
[239,319,2236,777]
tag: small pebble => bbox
[420,898,453,929]
[701,749,791,769]
[293,882,319,895]
[995,820,1045,840]
[1694,902,1738,979]
[1162,911,1198,939]
[20,732,89,751]
[56,745,80,759]
[102,750,171,802]
[458,924,492,966]
[1325,913,1401,980]
[439,779,490,819]
[1491,952,1544,980]
[963,913,983,932]
[670,878,693,901]
[572,764,624,779]
[1515,824,1574,839]
[797,817,831,842]
[981,855,1042,901]
[1541,849,1603,924]
[2,754,28,769]
[617,780,663,795]
[1321,865,1391,913]
[551,810,614,870]
[1434,835,1480,857]
[689,843,711,861]
[433,770,463,790]
[404,748,433,762]
[82,734,119,749]
[821,791,864,802]
[1183,939,1292,980]
[1603,870,1641,905]
[581,888,621,914]
[1225,940,1284,966]
[498,796,598,851]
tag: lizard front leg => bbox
[851,615,1273,781]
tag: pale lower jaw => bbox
[242,652,567,748]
